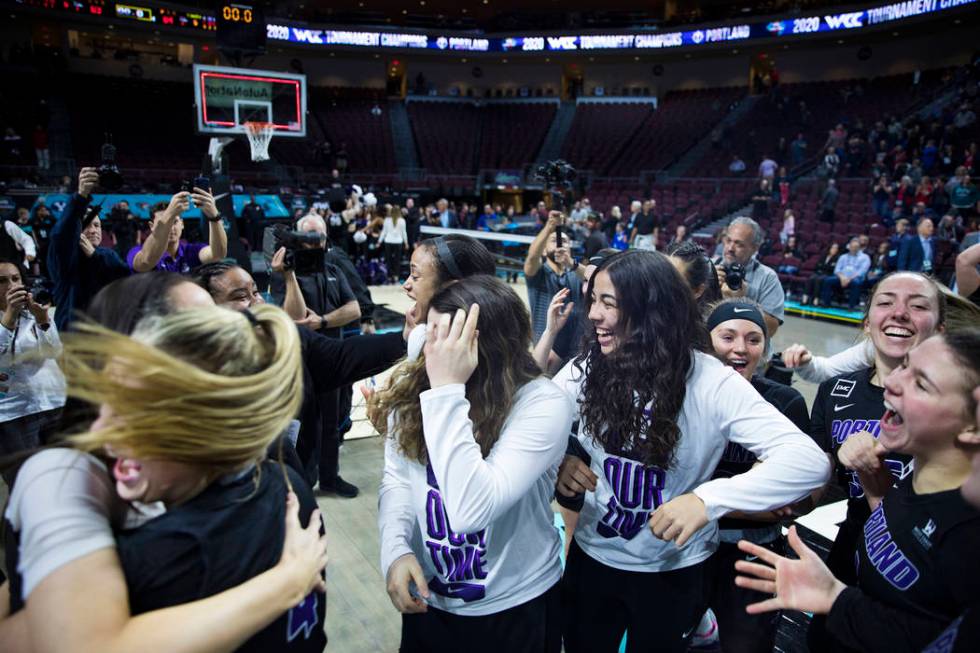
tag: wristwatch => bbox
[205,213,223,223]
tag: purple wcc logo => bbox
[423,464,489,602]
[597,456,665,540]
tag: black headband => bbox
[435,237,463,279]
[706,301,768,339]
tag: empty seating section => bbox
[478,102,556,170]
[407,101,482,174]
[309,87,396,173]
[608,87,745,176]
[560,103,653,174]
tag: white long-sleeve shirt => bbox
[4,220,37,267]
[552,352,831,572]
[379,217,408,245]
[378,378,573,615]
[0,312,65,420]
[794,340,873,384]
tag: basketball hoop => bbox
[243,121,274,162]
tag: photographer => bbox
[127,187,227,273]
[0,257,64,484]
[270,214,361,497]
[714,217,785,336]
[47,167,131,332]
[523,211,585,363]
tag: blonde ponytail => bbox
[65,304,302,467]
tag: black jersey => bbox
[822,478,980,653]
[922,606,980,653]
[116,461,327,653]
[714,375,811,531]
[811,368,914,581]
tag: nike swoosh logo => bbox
[682,626,696,639]
[733,307,752,313]
[834,403,855,411]
[745,554,759,563]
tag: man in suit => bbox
[897,217,937,273]
[436,198,458,229]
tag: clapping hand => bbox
[424,304,480,388]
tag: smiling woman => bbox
[806,271,946,647]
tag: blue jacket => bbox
[896,234,938,273]
[48,193,130,332]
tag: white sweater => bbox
[0,312,65,420]
[378,378,573,615]
[379,217,408,245]
[794,340,873,384]
[552,352,831,572]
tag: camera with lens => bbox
[28,277,54,306]
[533,159,577,188]
[97,135,124,192]
[723,261,746,291]
[271,224,324,275]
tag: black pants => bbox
[400,581,561,653]
[561,539,708,653]
[706,538,783,653]
[295,388,341,487]
[384,243,403,280]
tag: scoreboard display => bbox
[216,3,266,52]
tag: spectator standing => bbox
[241,195,266,249]
[822,147,840,179]
[871,175,893,219]
[716,217,785,335]
[47,168,130,332]
[523,211,584,362]
[820,236,871,310]
[0,258,64,484]
[729,155,747,175]
[404,197,421,249]
[937,213,964,245]
[435,198,457,229]
[378,204,409,284]
[626,199,642,234]
[898,217,938,273]
[583,214,610,260]
[885,218,909,272]
[32,125,49,171]
[751,180,771,222]
[776,166,791,206]
[950,174,978,214]
[820,179,839,224]
[127,189,227,273]
[779,208,795,245]
[630,199,659,250]
[758,155,778,181]
[790,132,808,166]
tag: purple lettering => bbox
[643,468,665,510]
[426,463,440,489]
[440,544,457,578]
[604,457,622,492]
[424,541,445,574]
[618,461,643,509]
[884,559,920,590]
[447,526,465,547]
[425,490,446,539]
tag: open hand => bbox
[734,525,846,615]
[424,304,479,388]
[545,288,574,337]
[649,493,709,547]
[276,492,329,603]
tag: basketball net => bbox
[244,121,274,162]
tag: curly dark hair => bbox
[574,249,709,469]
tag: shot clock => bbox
[216,3,266,52]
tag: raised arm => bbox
[524,211,561,278]
[131,193,189,272]
[48,168,97,288]
[193,187,227,264]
